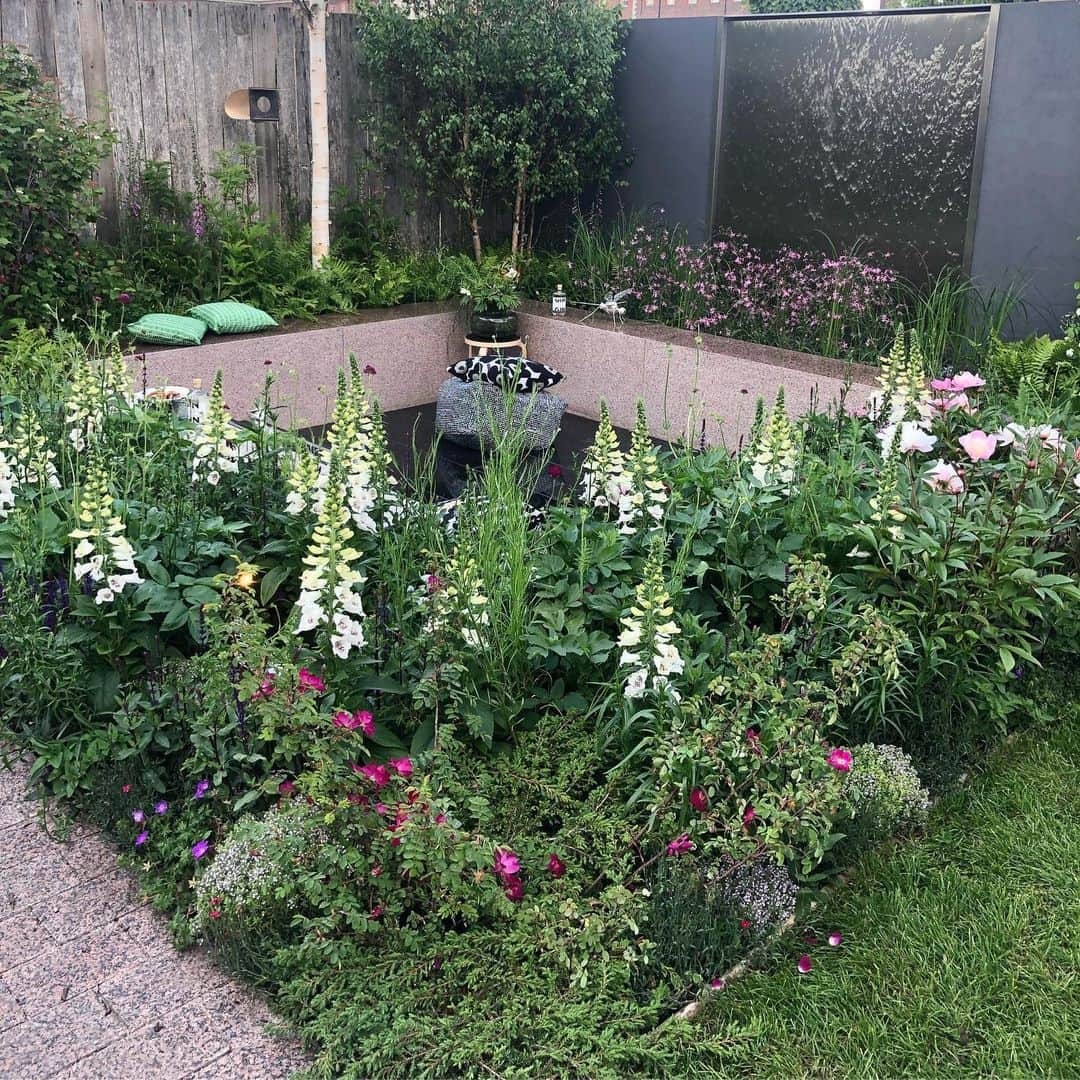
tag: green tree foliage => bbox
[748,0,860,12]
[359,0,624,260]
[0,46,111,332]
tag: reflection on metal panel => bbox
[715,11,989,280]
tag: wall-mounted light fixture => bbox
[224,88,281,123]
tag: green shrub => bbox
[839,743,931,857]
[0,46,111,332]
[747,0,860,12]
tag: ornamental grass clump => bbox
[838,743,930,858]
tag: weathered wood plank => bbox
[274,5,310,225]
[187,0,227,196]
[134,2,169,164]
[250,4,280,224]
[221,1,256,200]
[51,0,89,121]
[76,0,117,228]
[101,0,143,210]
[158,1,200,197]
[1,0,33,54]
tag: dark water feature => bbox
[715,11,989,280]
[306,404,638,507]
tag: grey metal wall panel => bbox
[969,3,1080,336]
[612,19,723,242]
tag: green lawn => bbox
[685,721,1080,1079]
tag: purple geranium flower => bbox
[134,831,149,848]
[132,809,145,824]
[193,779,210,800]
[154,801,168,815]
[191,839,211,860]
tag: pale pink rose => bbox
[958,429,997,462]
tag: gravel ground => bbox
[0,758,309,1079]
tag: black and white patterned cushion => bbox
[447,356,564,393]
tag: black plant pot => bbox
[469,309,519,342]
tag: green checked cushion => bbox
[127,313,208,346]
[188,301,277,334]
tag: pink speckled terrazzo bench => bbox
[129,301,877,449]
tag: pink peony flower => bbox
[389,757,413,777]
[898,421,937,455]
[828,932,844,947]
[924,461,964,494]
[930,377,956,392]
[494,847,521,878]
[958,429,997,462]
[297,668,326,693]
[827,747,853,772]
[797,954,813,974]
[666,834,694,857]
[547,853,566,878]
[689,787,709,813]
[950,371,985,391]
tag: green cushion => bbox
[188,301,277,334]
[128,313,208,346]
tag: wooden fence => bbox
[0,0,451,244]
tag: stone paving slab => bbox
[0,758,310,1078]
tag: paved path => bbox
[0,758,310,1079]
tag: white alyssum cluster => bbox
[69,461,143,604]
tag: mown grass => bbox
[684,719,1080,1080]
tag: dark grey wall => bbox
[612,19,723,242]
[969,3,1080,336]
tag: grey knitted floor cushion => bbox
[435,378,567,451]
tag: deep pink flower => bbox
[121,784,132,794]
[371,864,382,877]
[369,904,383,919]
[828,932,843,947]
[827,747,853,772]
[134,831,149,847]
[251,674,276,701]
[333,710,363,731]
[743,805,756,826]
[689,786,709,813]
[709,977,726,990]
[547,853,566,878]
[297,668,326,693]
[746,728,763,756]
[363,364,377,375]
[666,834,694,857]
[958,429,997,462]
[389,757,413,777]
[504,876,523,901]
[193,779,210,799]
[797,954,813,974]
[279,780,296,796]
[740,919,752,930]
[546,463,564,479]
[191,839,211,860]
[117,291,131,306]
[495,847,521,878]
[358,764,391,789]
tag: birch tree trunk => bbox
[308,1,330,267]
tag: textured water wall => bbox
[715,11,989,280]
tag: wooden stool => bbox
[464,337,526,359]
